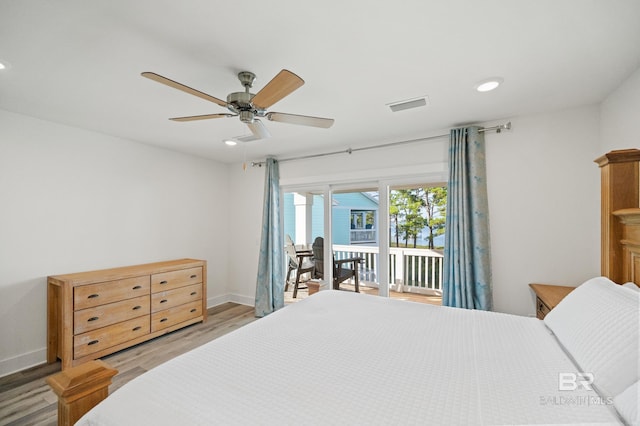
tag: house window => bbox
[350,209,376,243]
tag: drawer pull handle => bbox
[88,294,99,299]
[133,305,142,310]
[160,299,168,303]
[190,274,197,279]
[160,318,168,323]
[190,292,197,296]
[132,285,142,290]
[160,280,168,285]
[133,326,142,331]
[87,316,99,322]
[88,340,99,346]
[190,308,197,313]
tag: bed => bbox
[74,277,638,425]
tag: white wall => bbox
[600,66,640,153]
[226,163,266,306]
[486,106,601,315]
[0,109,230,376]
[278,136,449,187]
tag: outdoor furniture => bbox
[311,237,363,292]
[285,237,315,298]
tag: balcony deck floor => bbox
[285,282,442,306]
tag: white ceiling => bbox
[1,1,639,164]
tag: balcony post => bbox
[395,248,405,292]
[293,192,314,246]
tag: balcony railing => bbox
[349,229,376,244]
[332,244,443,295]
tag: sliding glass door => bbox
[388,185,446,300]
[283,191,324,250]
[283,181,444,304]
[330,187,381,295]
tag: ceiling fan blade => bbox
[266,112,334,128]
[170,113,235,122]
[246,119,271,139]
[251,69,304,109]
[141,72,228,107]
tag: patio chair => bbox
[311,237,363,292]
[285,236,315,298]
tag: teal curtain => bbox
[443,127,492,310]
[254,158,284,317]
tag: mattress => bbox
[77,291,622,425]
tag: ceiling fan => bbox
[141,69,334,140]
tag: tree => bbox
[391,189,425,247]
[389,192,401,247]
[418,186,447,249]
[389,186,447,249]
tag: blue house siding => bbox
[331,206,351,245]
[283,192,296,242]
[311,194,324,241]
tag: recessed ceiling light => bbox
[0,61,9,70]
[475,77,503,92]
[224,140,237,146]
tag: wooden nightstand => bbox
[529,284,575,320]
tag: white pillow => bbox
[614,381,639,426]
[622,282,640,291]
[544,277,640,398]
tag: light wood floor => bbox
[1,288,439,426]
[0,302,257,426]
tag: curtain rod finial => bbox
[495,122,511,133]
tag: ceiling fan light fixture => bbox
[475,77,503,92]
[246,119,271,139]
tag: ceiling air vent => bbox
[387,96,429,112]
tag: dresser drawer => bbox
[74,295,150,334]
[151,267,202,292]
[74,276,150,310]
[151,283,202,313]
[74,316,150,359]
[151,300,202,332]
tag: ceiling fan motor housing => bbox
[227,91,267,122]
[238,110,255,123]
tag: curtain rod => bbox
[250,121,511,167]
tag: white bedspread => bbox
[77,291,622,425]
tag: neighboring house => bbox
[284,192,379,245]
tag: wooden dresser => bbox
[47,258,207,370]
[528,283,575,320]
